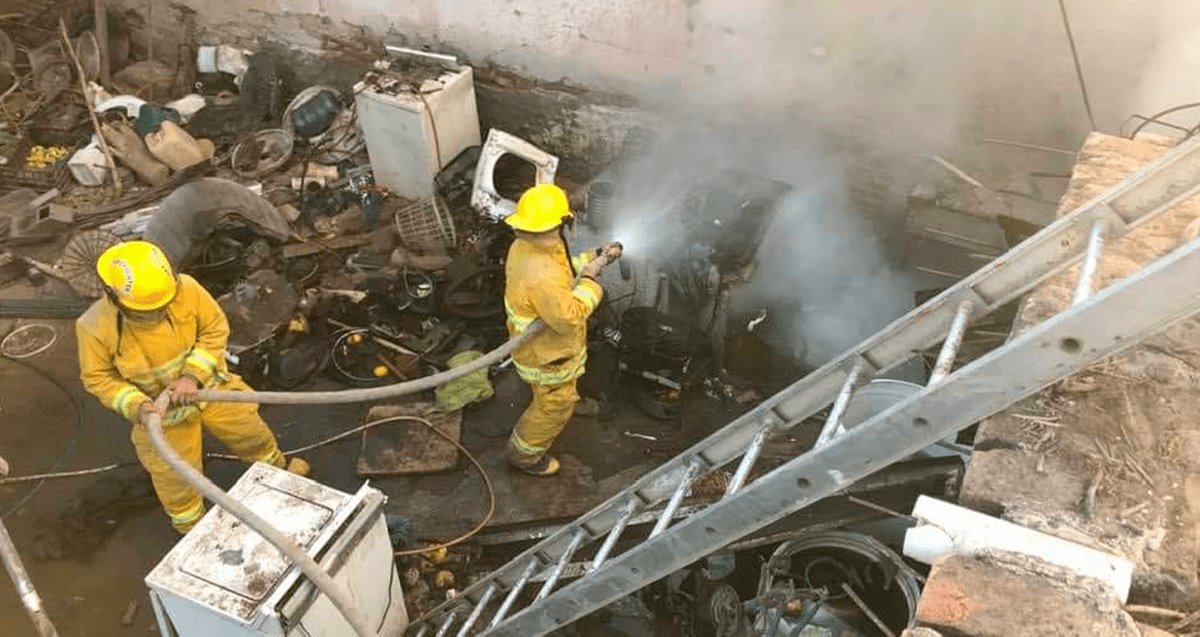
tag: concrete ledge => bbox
[916,553,1139,637]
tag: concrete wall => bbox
[109,0,1200,216]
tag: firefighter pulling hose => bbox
[76,241,310,533]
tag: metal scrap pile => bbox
[0,21,526,397]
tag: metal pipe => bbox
[591,497,639,571]
[455,584,497,637]
[142,394,377,637]
[535,529,588,601]
[649,462,702,539]
[724,427,769,497]
[840,583,895,637]
[412,625,430,637]
[927,155,988,190]
[617,363,683,391]
[385,45,459,65]
[814,362,864,448]
[0,519,59,637]
[433,611,457,637]
[928,301,975,386]
[489,559,540,628]
[1073,219,1108,304]
[981,138,1076,156]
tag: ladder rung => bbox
[535,529,589,601]
[590,496,639,571]
[1073,218,1108,304]
[455,583,497,637]
[927,300,975,386]
[434,611,457,637]
[649,461,702,539]
[488,558,540,628]
[814,361,864,448]
[724,426,770,497]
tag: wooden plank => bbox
[357,404,461,476]
[282,233,374,258]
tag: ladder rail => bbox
[410,134,1200,634]
[489,226,1200,635]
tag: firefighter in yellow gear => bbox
[76,241,308,533]
[503,184,622,476]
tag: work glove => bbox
[168,376,201,406]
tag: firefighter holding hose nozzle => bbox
[75,241,309,533]
[503,184,623,476]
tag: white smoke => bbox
[595,122,917,368]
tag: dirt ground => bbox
[960,133,1200,621]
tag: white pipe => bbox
[0,518,59,636]
[903,496,1132,601]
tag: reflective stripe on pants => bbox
[506,379,580,468]
[512,349,587,386]
[129,376,284,533]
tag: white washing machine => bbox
[145,463,407,636]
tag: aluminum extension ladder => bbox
[411,134,1200,637]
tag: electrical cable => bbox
[329,329,386,384]
[0,353,87,518]
[1,323,57,358]
[142,392,378,637]
[194,321,544,404]
[1126,102,1200,140]
[204,415,497,556]
[1056,0,1095,131]
[388,415,495,557]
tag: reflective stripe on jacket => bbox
[504,237,603,385]
[76,274,231,423]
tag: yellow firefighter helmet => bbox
[505,183,572,233]
[96,241,178,311]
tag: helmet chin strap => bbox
[558,225,578,277]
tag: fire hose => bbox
[142,391,381,637]
[153,321,545,636]
[194,321,544,404]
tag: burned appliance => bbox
[682,175,791,273]
[618,306,707,419]
[613,175,791,412]
[145,463,407,636]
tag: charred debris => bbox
[0,11,1020,636]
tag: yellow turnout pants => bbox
[130,377,284,533]
[506,380,580,468]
